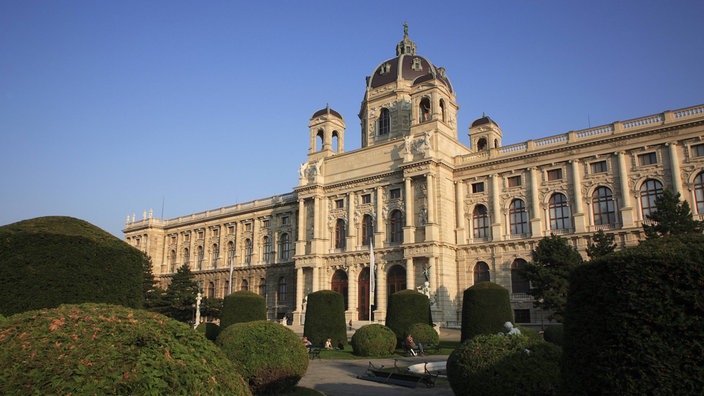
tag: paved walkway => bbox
[289,324,460,395]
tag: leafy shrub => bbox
[385,289,432,344]
[562,234,704,395]
[196,322,221,341]
[543,325,563,347]
[303,290,347,347]
[220,290,266,330]
[0,303,251,395]
[0,314,4,323]
[216,320,308,395]
[350,324,397,357]
[460,282,513,342]
[406,322,438,347]
[447,334,561,396]
[0,217,144,315]
[516,325,542,343]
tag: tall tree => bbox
[162,264,200,323]
[141,253,165,311]
[643,189,703,238]
[521,234,584,322]
[586,230,616,260]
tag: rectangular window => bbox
[263,219,270,228]
[507,176,522,187]
[514,309,531,324]
[590,161,608,174]
[228,226,235,234]
[390,188,401,199]
[281,216,289,225]
[638,152,658,166]
[245,223,252,232]
[692,144,704,158]
[547,169,563,181]
[335,199,344,209]
[198,231,204,239]
[471,182,485,193]
[184,233,190,242]
[212,228,219,237]
[362,194,371,204]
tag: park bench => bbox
[308,347,321,360]
[357,360,437,388]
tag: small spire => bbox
[403,21,408,38]
[326,103,330,114]
[396,22,416,56]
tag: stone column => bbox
[570,160,586,232]
[490,174,503,241]
[312,265,320,293]
[403,177,415,243]
[375,186,384,247]
[455,181,466,244]
[294,267,304,324]
[617,151,635,227]
[348,266,358,319]
[405,258,415,291]
[668,142,683,195]
[373,264,386,321]
[528,168,542,237]
[426,174,438,239]
[347,191,356,249]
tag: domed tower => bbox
[359,23,459,148]
[308,104,346,161]
[468,114,503,153]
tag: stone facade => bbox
[124,27,704,328]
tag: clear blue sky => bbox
[2,0,703,237]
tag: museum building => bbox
[124,27,704,327]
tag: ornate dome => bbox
[367,23,453,92]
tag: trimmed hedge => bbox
[0,303,251,395]
[562,234,704,395]
[460,282,513,342]
[196,322,221,341]
[216,320,308,395]
[0,217,144,315]
[350,324,397,357]
[407,322,439,347]
[385,289,432,343]
[220,290,266,330]
[543,325,563,347]
[447,334,561,396]
[303,290,347,347]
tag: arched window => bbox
[335,219,346,249]
[196,245,204,270]
[241,279,249,291]
[473,205,490,239]
[332,130,340,152]
[259,278,267,297]
[509,199,528,235]
[439,99,446,122]
[227,241,235,266]
[477,138,488,151]
[316,128,324,151]
[169,250,176,272]
[244,239,253,265]
[362,214,374,246]
[473,261,490,284]
[389,210,404,243]
[277,277,287,303]
[379,108,390,135]
[640,179,664,219]
[211,243,219,268]
[387,265,407,296]
[208,282,215,298]
[331,270,349,309]
[548,193,571,231]
[419,97,431,122]
[223,280,229,296]
[695,172,704,214]
[511,259,530,294]
[592,186,616,226]
[183,247,190,267]
[279,233,291,261]
[262,236,272,263]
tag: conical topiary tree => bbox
[385,289,432,344]
[460,282,513,342]
[303,290,347,347]
[220,290,266,331]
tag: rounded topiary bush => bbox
[350,324,397,357]
[447,334,561,396]
[0,303,251,395]
[543,325,563,346]
[303,290,347,347]
[196,322,221,341]
[220,290,266,330]
[460,282,513,342]
[385,289,432,344]
[407,322,439,348]
[216,320,308,395]
[0,217,144,316]
[562,234,704,395]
